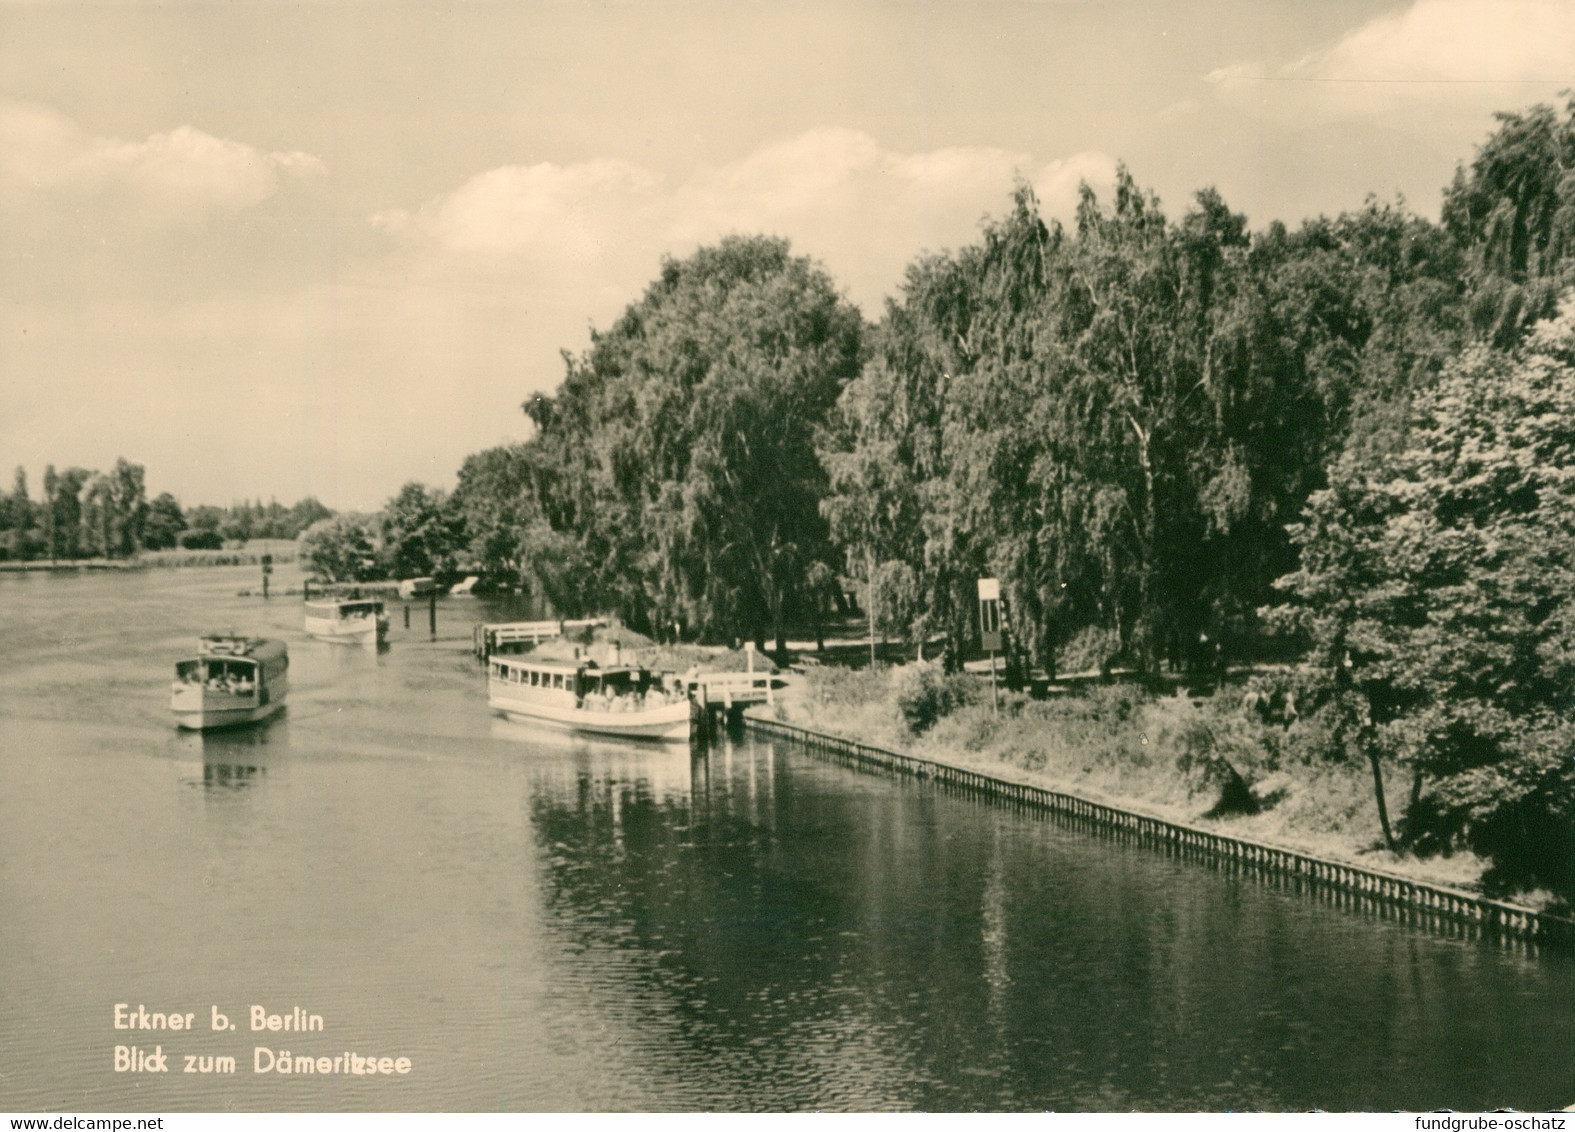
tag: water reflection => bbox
[199,760,267,791]
[171,724,286,792]
[515,733,1575,1112]
[523,735,924,1110]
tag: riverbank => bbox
[744,715,1566,948]
[0,558,144,571]
[767,663,1536,905]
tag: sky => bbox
[3,0,1574,512]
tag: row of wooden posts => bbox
[742,715,1573,952]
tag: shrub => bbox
[893,662,976,734]
[1057,625,1122,676]
[180,530,224,550]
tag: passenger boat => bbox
[486,656,693,742]
[303,597,390,644]
[170,635,289,731]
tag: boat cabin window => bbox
[492,664,577,691]
[178,658,257,691]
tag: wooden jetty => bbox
[472,618,608,660]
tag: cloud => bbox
[1304,0,1575,85]
[0,98,324,219]
[377,127,1117,310]
[1207,0,1575,130]
[372,158,659,262]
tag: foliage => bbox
[142,493,186,550]
[519,235,864,651]
[449,445,537,578]
[179,529,224,550]
[298,515,381,583]
[1269,295,1575,898]
[0,464,332,562]
[892,662,976,734]
[1443,97,1575,348]
[380,481,460,579]
[820,174,1374,679]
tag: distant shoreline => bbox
[0,559,144,572]
[0,547,297,572]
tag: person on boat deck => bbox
[233,676,254,695]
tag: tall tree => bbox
[1269,294,1575,894]
[381,482,458,578]
[8,466,32,530]
[41,465,58,560]
[298,516,380,583]
[450,445,537,579]
[527,235,864,651]
[49,468,92,560]
[143,493,186,550]
[107,458,147,556]
[1443,97,1575,348]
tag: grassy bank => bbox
[138,541,298,568]
[773,663,1507,900]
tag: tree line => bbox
[429,98,1575,899]
[0,463,333,559]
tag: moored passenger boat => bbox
[304,598,390,644]
[170,635,289,731]
[487,656,692,742]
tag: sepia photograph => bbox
[1,0,1572,1116]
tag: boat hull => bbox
[171,679,289,731]
[488,688,693,742]
[304,616,387,644]
[173,700,286,731]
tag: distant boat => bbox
[304,597,390,645]
[487,656,692,742]
[171,635,289,731]
[397,577,437,599]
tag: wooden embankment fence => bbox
[743,715,1573,952]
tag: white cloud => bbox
[377,128,1117,310]
[374,158,660,261]
[0,98,324,218]
[1207,0,1575,129]
[1307,0,1575,84]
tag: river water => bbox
[0,565,1570,1112]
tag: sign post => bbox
[978,577,1002,713]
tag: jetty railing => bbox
[472,617,609,660]
[743,715,1573,951]
[691,671,775,710]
